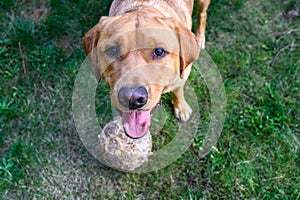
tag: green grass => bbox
[1,0,299,199]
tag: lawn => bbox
[0,0,299,199]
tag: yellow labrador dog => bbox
[83,0,210,138]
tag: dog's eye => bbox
[153,47,168,59]
[105,46,119,58]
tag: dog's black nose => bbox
[118,86,148,110]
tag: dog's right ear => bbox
[83,17,109,82]
[83,17,110,54]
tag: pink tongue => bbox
[122,111,151,138]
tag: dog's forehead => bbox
[102,14,179,50]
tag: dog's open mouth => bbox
[121,103,159,139]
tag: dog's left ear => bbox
[173,21,200,79]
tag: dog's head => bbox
[83,12,200,138]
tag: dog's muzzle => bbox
[117,86,152,139]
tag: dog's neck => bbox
[109,0,192,29]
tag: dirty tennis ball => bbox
[98,117,152,172]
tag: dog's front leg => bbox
[196,0,211,49]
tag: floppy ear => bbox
[174,22,200,79]
[83,17,109,82]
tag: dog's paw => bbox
[198,34,206,49]
[197,34,205,49]
[174,101,193,122]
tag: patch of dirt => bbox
[57,33,71,50]
[21,0,49,23]
[30,6,49,22]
